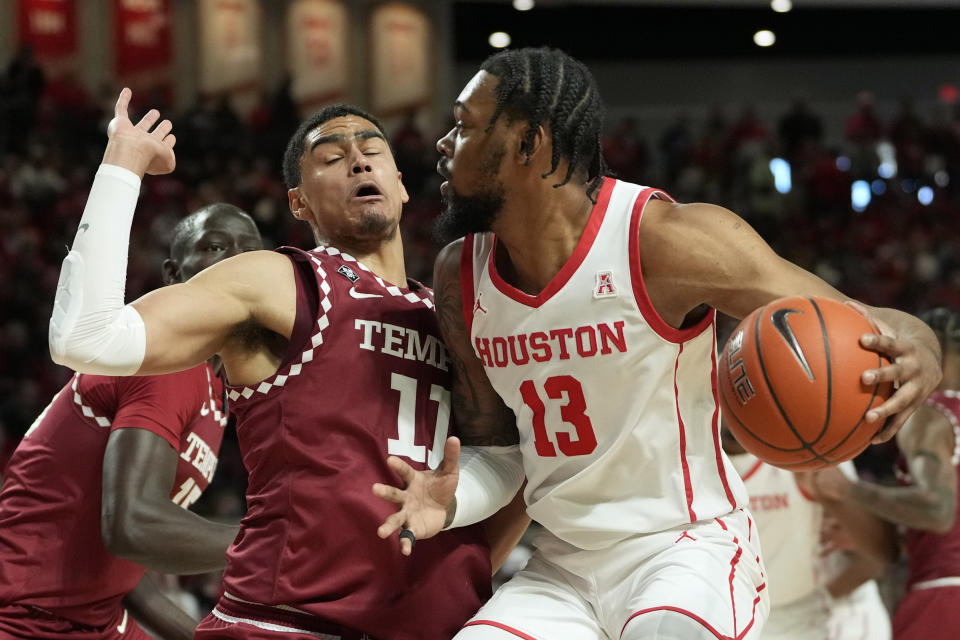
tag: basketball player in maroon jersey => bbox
[46,89,528,640]
[371,48,941,640]
[806,307,960,640]
[0,203,261,639]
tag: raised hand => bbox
[102,88,177,178]
[847,301,942,443]
[372,437,462,556]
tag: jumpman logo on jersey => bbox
[474,292,488,315]
[674,531,697,544]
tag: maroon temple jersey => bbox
[0,364,227,634]
[217,246,491,640]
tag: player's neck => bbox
[347,233,408,287]
[493,183,595,295]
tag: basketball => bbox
[718,296,894,471]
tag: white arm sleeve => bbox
[48,164,147,375]
[446,444,525,529]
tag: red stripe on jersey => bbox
[710,324,738,509]
[461,234,476,336]
[628,186,715,343]
[464,620,539,640]
[486,177,614,308]
[675,344,697,522]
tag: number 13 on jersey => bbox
[520,375,597,457]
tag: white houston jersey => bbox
[461,178,747,550]
[729,452,825,607]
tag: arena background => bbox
[2,0,959,622]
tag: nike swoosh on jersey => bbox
[78,223,89,233]
[117,609,128,634]
[348,287,383,299]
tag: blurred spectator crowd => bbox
[4,49,960,615]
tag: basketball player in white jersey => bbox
[723,429,894,640]
[372,47,940,640]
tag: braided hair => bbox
[480,47,611,196]
[919,307,960,353]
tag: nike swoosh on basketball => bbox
[349,287,383,299]
[771,308,815,381]
[116,609,128,634]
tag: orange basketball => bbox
[717,296,894,471]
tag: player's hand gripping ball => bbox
[718,297,893,471]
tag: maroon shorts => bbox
[0,603,150,640]
[893,585,960,640]
[194,598,374,640]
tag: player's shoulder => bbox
[118,363,208,398]
[434,237,467,285]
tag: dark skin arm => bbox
[641,199,941,441]
[482,484,531,574]
[434,239,521,449]
[122,572,197,640]
[102,428,239,574]
[809,403,957,533]
[824,549,886,599]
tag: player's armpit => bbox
[131,250,296,376]
[434,240,519,447]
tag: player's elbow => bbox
[928,499,957,535]
[48,305,146,375]
[101,501,155,561]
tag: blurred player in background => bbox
[372,46,940,640]
[807,307,960,640]
[723,427,894,640]
[46,90,529,640]
[0,203,262,639]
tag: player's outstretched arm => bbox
[638,199,941,442]
[372,240,526,555]
[809,405,957,533]
[102,427,239,574]
[48,89,294,377]
[123,572,197,640]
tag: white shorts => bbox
[828,581,890,640]
[456,509,769,640]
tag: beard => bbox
[433,146,507,245]
[433,182,505,245]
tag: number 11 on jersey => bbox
[388,372,450,469]
[520,375,598,457]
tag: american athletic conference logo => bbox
[594,270,617,299]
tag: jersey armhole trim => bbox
[461,235,476,337]
[628,188,716,344]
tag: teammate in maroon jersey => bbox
[371,47,941,640]
[45,90,529,640]
[806,307,960,640]
[0,203,262,639]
